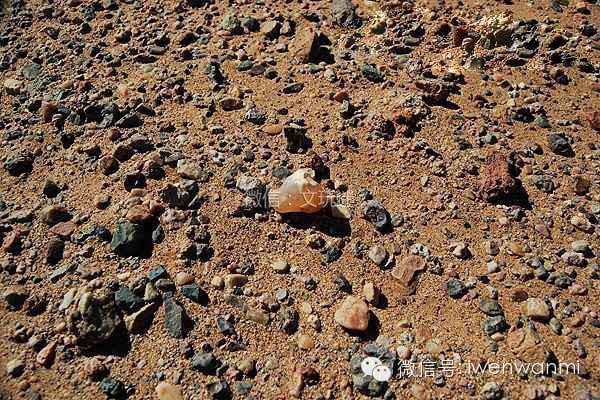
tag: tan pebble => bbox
[211,276,224,289]
[262,124,283,135]
[175,272,194,286]
[298,334,315,350]
[334,296,370,332]
[155,382,183,400]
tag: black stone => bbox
[114,287,144,313]
[446,279,467,298]
[191,352,220,375]
[164,296,190,338]
[181,283,208,305]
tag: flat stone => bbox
[50,221,77,239]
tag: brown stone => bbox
[50,221,77,239]
[125,205,153,224]
[510,288,529,302]
[392,255,426,295]
[36,341,57,367]
[480,152,517,202]
[99,155,119,175]
[523,298,550,321]
[507,325,552,368]
[262,124,283,136]
[3,78,23,95]
[2,230,23,253]
[588,110,600,131]
[334,296,370,331]
[573,176,591,195]
[290,27,319,63]
[452,26,469,47]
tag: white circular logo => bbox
[360,357,382,376]
[372,365,392,382]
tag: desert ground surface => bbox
[0,0,599,399]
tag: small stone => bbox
[6,359,25,377]
[392,255,426,295]
[156,382,183,400]
[50,221,77,239]
[332,0,361,28]
[110,221,148,257]
[46,238,64,265]
[4,78,23,95]
[271,259,290,273]
[290,27,319,63]
[334,296,370,331]
[175,272,194,286]
[40,205,70,226]
[191,352,220,374]
[263,124,283,135]
[571,240,591,254]
[3,285,29,310]
[480,152,517,201]
[125,205,153,224]
[219,96,243,111]
[362,200,389,230]
[164,296,190,338]
[361,64,384,83]
[547,133,573,156]
[523,298,551,321]
[206,380,231,400]
[181,283,207,304]
[261,20,281,38]
[446,279,467,298]
[479,298,503,316]
[100,377,127,399]
[124,304,155,334]
[570,214,593,232]
[115,287,144,313]
[362,282,380,306]
[4,151,34,175]
[483,315,508,335]
[573,176,591,195]
[481,382,503,400]
[36,341,57,367]
[298,334,315,350]
[224,274,248,288]
[367,245,388,267]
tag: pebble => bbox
[523,298,551,321]
[156,382,183,400]
[334,296,370,331]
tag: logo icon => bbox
[361,357,392,382]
